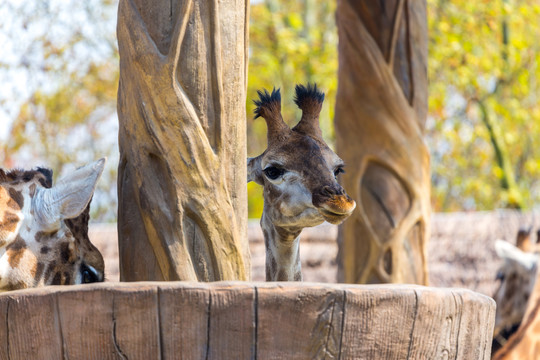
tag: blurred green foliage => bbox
[427,0,540,211]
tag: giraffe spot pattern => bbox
[29,184,36,198]
[63,272,71,285]
[33,261,45,282]
[35,231,57,242]
[4,281,27,291]
[52,272,62,285]
[60,242,75,264]
[0,211,19,243]
[8,188,24,210]
[6,237,27,269]
[44,261,56,283]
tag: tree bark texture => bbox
[116,0,250,281]
[335,0,430,284]
[0,282,495,359]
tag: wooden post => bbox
[335,0,431,284]
[0,283,496,359]
[116,0,250,281]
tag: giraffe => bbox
[515,227,533,252]
[492,239,539,355]
[0,158,106,291]
[492,242,540,360]
[247,84,356,281]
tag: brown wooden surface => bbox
[0,282,494,359]
[335,0,430,285]
[116,0,250,281]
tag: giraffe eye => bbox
[263,166,285,180]
[334,167,345,178]
[80,264,99,284]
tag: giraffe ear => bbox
[34,158,106,229]
[495,239,538,271]
[247,156,263,185]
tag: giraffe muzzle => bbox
[313,189,356,225]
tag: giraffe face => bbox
[250,131,355,228]
[492,240,538,338]
[0,159,106,291]
[248,84,355,230]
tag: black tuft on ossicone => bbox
[36,167,53,188]
[253,88,281,119]
[293,83,325,110]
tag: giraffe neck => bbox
[261,213,302,281]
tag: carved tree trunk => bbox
[335,0,430,284]
[116,0,250,281]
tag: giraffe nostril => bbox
[321,185,347,197]
[321,186,339,197]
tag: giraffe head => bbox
[492,239,538,345]
[0,158,106,291]
[248,84,356,230]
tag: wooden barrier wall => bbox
[0,282,494,359]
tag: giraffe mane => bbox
[0,167,53,187]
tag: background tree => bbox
[334,0,430,284]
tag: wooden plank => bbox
[455,290,496,360]
[158,283,210,359]
[207,283,255,359]
[0,293,8,360]
[56,286,118,359]
[407,287,461,359]
[256,283,345,359]
[112,284,160,359]
[6,289,62,359]
[341,285,417,359]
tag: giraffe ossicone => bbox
[0,158,106,291]
[248,84,356,281]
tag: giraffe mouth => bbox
[318,205,355,225]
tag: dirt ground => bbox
[90,210,540,297]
